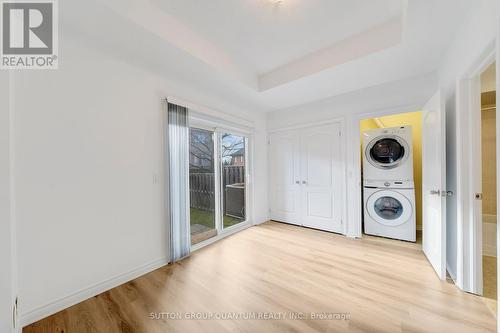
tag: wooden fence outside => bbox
[189,166,245,212]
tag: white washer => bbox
[362,126,414,181]
[363,180,416,242]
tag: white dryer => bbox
[363,180,416,242]
[362,126,414,181]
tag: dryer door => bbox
[366,135,410,169]
[366,190,412,226]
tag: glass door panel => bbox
[221,133,247,228]
[189,128,217,245]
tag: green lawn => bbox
[190,207,243,230]
[223,213,243,228]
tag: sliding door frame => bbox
[189,118,253,251]
[219,135,250,233]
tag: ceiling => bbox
[63,0,482,112]
[152,0,403,76]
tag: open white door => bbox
[422,90,447,280]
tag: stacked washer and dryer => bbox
[362,126,416,242]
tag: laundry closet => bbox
[360,112,423,242]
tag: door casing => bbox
[455,42,496,294]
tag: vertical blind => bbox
[167,101,190,262]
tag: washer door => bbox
[365,135,410,169]
[366,190,412,226]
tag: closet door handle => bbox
[302,181,307,184]
[295,181,300,184]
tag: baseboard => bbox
[253,218,269,225]
[20,257,169,328]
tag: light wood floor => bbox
[24,222,496,333]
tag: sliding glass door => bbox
[189,127,248,246]
[189,128,217,245]
[221,133,247,229]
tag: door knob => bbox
[295,181,300,184]
[302,181,307,184]
[475,193,483,200]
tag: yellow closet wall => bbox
[360,111,423,230]
[481,91,497,218]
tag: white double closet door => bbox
[269,122,344,233]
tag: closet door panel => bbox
[300,123,343,233]
[269,131,301,225]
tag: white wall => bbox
[438,0,500,280]
[267,73,437,236]
[0,72,15,332]
[14,28,267,325]
[267,73,436,131]
[439,1,500,94]
[250,117,269,225]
